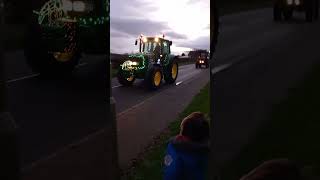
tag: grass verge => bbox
[220,64,320,180]
[121,83,210,180]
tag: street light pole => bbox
[0,0,20,179]
[107,0,120,178]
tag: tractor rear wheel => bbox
[273,4,282,21]
[306,1,314,22]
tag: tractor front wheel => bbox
[24,22,80,77]
[164,61,178,84]
[117,71,135,86]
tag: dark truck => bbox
[274,0,319,22]
[190,50,209,69]
[117,35,179,90]
[24,0,108,75]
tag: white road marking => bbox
[176,81,183,86]
[76,62,88,67]
[112,85,122,89]
[6,62,89,84]
[6,73,40,83]
[211,63,233,74]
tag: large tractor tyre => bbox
[24,22,80,77]
[145,66,163,90]
[195,64,199,68]
[314,0,319,20]
[306,9,313,22]
[283,9,293,20]
[164,60,179,84]
[305,1,314,22]
[117,71,135,86]
[205,63,209,68]
[273,4,282,21]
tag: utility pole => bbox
[210,0,220,179]
[107,0,120,178]
[0,0,20,179]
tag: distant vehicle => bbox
[190,50,209,69]
[24,0,108,75]
[273,0,319,22]
[117,34,179,90]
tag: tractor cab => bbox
[135,35,173,64]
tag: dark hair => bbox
[240,159,302,180]
[180,112,209,142]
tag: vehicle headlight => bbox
[287,0,293,5]
[62,0,73,12]
[62,0,88,12]
[132,62,138,66]
[294,0,300,5]
[73,1,86,12]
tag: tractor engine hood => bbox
[120,54,147,71]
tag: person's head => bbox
[180,112,210,143]
[240,159,302,180]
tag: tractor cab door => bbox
[161,41,170,63]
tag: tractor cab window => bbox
[142,41,154,53]
[142,40,160,54]
[200,52,207,58]
[162,41,169,55]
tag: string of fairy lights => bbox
[36,0,109,26]
[34,0,109,54]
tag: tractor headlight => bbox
[73,1,86,12]
[294,0,300,5]
[287,0,293,5]
[132,62,138,66]
[62,0,89,12]
[62,0,73,11]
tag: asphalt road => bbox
[4,50,208,168]
[211,8,320,175]
[3,7,320,177]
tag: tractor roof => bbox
[145,36,170,42]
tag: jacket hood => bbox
[169,135,210,154]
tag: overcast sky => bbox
[110,0,210,55]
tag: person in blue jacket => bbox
[163,112,210,180]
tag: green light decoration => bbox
[34,0,110,26]
[33,0,109,54]
[33,0,65,26]
[128,54,147,70]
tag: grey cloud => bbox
[175,35,210,50]
[164,31,188,39]
[111,0,159,17]
[111,18,170,37]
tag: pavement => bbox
[3,7,320,179]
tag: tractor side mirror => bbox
[169,41,172,46]
[135,40,138,45]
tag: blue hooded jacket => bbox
[163,136,209,180]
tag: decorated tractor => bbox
[193,50,209,69]
[273,0,319,22]
[117,35,179,90]
[24,0,109,75]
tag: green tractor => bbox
[117,35,179,90]
[273,0,319,22]
[24,0,109,75]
